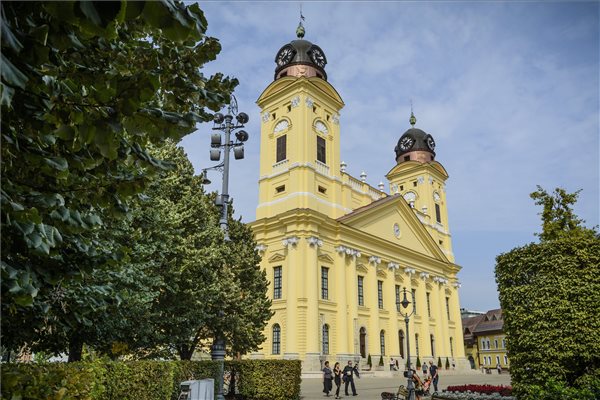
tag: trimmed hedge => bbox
[0,359,300,400]
[226,360,301,400]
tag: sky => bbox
[180,1,599,312]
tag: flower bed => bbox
[433,384,515,400]
[446,385,512,397]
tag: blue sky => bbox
[180,2,599,312]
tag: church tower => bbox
[386,112,454,262]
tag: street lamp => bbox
[398,288,417,400]
[205,95,250,400]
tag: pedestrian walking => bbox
[342,360,359,396]
[333,362,342,399]
[497,364,502,374]
[389,358,395,371]
[429,360,439,392]
[422,362,428,377]
[322,361,333,396]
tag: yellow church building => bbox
[249,23,467,371]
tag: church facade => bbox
[249,23,467,371]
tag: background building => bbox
[462,309,509,371]
[249,23,467,371]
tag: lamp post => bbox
[398,288,416,400]
[203,96,249,400]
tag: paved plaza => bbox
[300,372,511,400]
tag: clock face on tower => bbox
[276,45,295,67]
[309,47,327,68]
[399,136,415,151]
[426,135,436,151]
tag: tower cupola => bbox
[394,112,436,164]
[274,22,327,81]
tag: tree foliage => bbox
[1,0,237,353]
[496,187,600,398]
[530,185,585,241]
[139,142,272,360]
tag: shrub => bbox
[445,357,450,370]
[0,360,106,399]
[227,360,301,400]
[367,354,372,368]
[416,356,421,368]
[437,357,442,368]
[378,355,384,367]
[0,359,301,400]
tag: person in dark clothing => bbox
[342,360,359,396]
[333,362,342,399]
[322,361,333,396]
[428,361,439,392]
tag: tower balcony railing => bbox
[348,175,363,191]
[315,160,330,176]
[272,159,289,173]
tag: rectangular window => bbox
[276,135,287,162]
[322,325,329,355]
[317,135,326,163]
[415,334,420,357]
[412,289,417,314]
[273,266,282,299]
[321,267,329,300]
[435,204,441,223]
[378,280,384,309]
[358,276,364,306]
[395,285,401,312]
[426,292,431,317]
[272,325,281,354]
[446,297,451,320]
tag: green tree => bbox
[496,187,600,398]
[1,1,237,356]
[437,357,442,368]
[138,142,272,360]
[530,185,585,241]
[416,356,421,369]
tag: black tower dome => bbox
[274,22,327,81]
[394,112,436,164]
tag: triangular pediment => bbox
[268,253,286,263]
[318,253,335,263]
[338,195,448,263]
[356,263,369,273]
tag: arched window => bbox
[322,324,330,355]
[359,327,367,358]
[430,334,435,358]
[272,324,281,355]
[398,330,405,358]
[380,330,386,356]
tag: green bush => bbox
[445,357,450,370]
[416,356,421,368]
[1,360,106,399]
[104,361,174,400]
[437,357,442,368]
[519,377,600,400]
[378,355,384,367]
[227,360,301,400]
[0,359,301,400]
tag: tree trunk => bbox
[178,345,193,360]
[68,335,84,362]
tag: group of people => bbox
[411,360,440,399]
[322,360,360,398]
[322,359,439,398]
